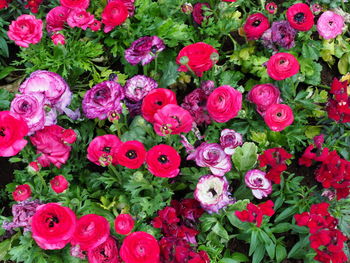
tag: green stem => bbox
[227,33,237,51]
[260,0,265,10]
[154,56,158,73]
[108,165,122,184]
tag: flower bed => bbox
[0,0,350,263]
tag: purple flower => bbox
[245,169,272,199]
[262,21,296,50]
[124,75,158,102]
[2,199,41,232]
[82,80,124,120]
[194,175,235,214]
[200,80,216,96]
[220,129,243,155]
[19,70,72,113]
[317,11,344,40]
[124,36,165,66]
[181,88,210,125]
[187,143,232,176]
[125,98,142,117]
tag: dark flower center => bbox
[294,12,305,23]
[94,88,108,100]
[47,216,59,228]
[276,112,282,117]
[103,147,111,153]
[20,102,30,111]
[151,45,158,54]
[155,100,162,106]
[252,19,262,27]
[158,155,169,164]
[126,150,137,159]
[208,188,217,197]
[0,128,5,137]
[100,249,108,258]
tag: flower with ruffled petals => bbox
[51,33,65,45]
[245,169,272,199]
[46,6,70,32]
[124,75,158,102]
[266,53,300,81]
[262,21,297,50]
[50,175,69,194]
[286,3,314,31]
[219,129,243,155]
[67,8,94,30]
[60,0,89,9]
[116,140,146,169]
[102,0,128,33]
[264,104,294,132]
[247,83,281,115]
[243,13,270,40]
[115,214,134,235]
[88,236,119,263]
[317,11,344,40]
[13,184,32,202]
[181,89,210,125]
[87,134,122,166]
[235,200,274,227]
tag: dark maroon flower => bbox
[192,3,210,25]
[181,88,210,125]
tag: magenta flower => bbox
[200,80,216,96]
[124,75,158,102]
[194,175,234,214]
[82,80,124,120]
[66,8,94,30]
[220,129,243,155]
[46,6,71,32]
[245,169,272,199]
[317,11,344,40]
[188,143,232,176]
[125,36,165,66]
[247,84,281,116]
[262,20,297,50]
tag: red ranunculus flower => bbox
[116,140,146,169]
[243,13,270,40]
[146,144,181,178]
[141,88,177,123]
[114,214,135,235]
[31,203,76,249]
[266,52,300,80]
[176,42,218,77]
[50,175,69,193]
[13,184,31,202]
[153,104,193,136]
[72,214,110,251]
[102,0,128,33]
[87,134,122,166]
[0,111,28,157]
[264,104,294,132]
[207,85,242,123]
[46,6,71,32]
[88,236,119,263]
[60,0,89,9]
[286,3,314,31]
[192,3,210,25]
[120,231,160,263]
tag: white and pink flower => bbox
[245,169,272,199]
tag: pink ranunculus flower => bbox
[317,11,345,40]
[46,6,71,32]
[60,0,89,9]
[220,129,243,155]
[247,84,281,115]
[7,14,43,48]
[10,92,46,134]
[51,33,65,45]
[50,175,69,193]
[245,169,272,199]
[264,104,294,132]
[67,8,94,30]
[87,134,122,166]
[88,236,119,263]
[187,143,231,176]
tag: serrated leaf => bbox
[0,239,11,260]
[232,142,258,172]
[159,61,178,88]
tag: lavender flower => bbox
[187,143,232,176]
[125,36,165,66]
[82,80,124,120]
[181,89,210,125]
[194,175,235,214]
[220,129,243,155]
[262,21,297,50]
[2,199,41,232]
[124,75,158,102]
[200,80,216,96]
[125,98,142,117]
[245,169,272,199]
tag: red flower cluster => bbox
[25,0,43,13]
[235,200,275,227]
[326,78,350,123]
[295,203,348,263]
[258,147,292,184]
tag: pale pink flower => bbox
[317,11,345,40]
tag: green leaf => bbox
[0,66,16,80]
[288,235,309,258]
[231,252,249,262]
[252,245,265,263]
[219,259,239,263]
[338,53,349,75]
[276,245,287,263]
[305,126,321,139]
[232,142,258,172]
[159,61,178,88]
[220,71,243,86]
[0,239,11,260]
[212,222,229,240]
[302,43,320,61]
[271,223,291,233]
[275,206,298,223]
[0,37,9,57]
[249,230,258,256]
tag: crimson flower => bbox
[235,200,275,227]
[116,140,146,169]
[13,184,32,202]
[114,214,135,235]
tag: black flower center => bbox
[208,188,217,197]
[0,128,5,137]
[277,112,282,117]
[151,45,158,54]
[47,216,59,228]
[155,101,162,106]
[294,12,305,23]
[126,150,137,159]
[158,155,168,164]
[103,147,111,153]
[252,19,262,27]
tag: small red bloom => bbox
[13,184,31,202]
[264,104,294,132]
[266,52,300,81]
[243,13,270,40]
[61,128,76,144]
[286,3,314,31]
[88,236,119,263]
[192,3,210,25]
[114,214,135,235]
[235,200,274,227]
[116,140,146,169]
[265,2,277,14]
[50,175,69,194]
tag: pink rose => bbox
[264,104,294,132]
[46,6,70,32]
[67,8,94,30]
[247,84,281,115]
[7,14,43,48]
[245,169,272,199]
[51,33,65,45]
[317,11,345,40]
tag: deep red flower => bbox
[88,236,119,263]
[116,140,146,169]
[120,231,160,263]
[243,13,270,40]
[87,134,122,166]
[235,200,274,227]
[0,0,8,9]
[192,3,210,25]
[176,42,219,77]
[171,199,204,222]
[72,214,110,251]
[286,3,314,31]
[31,203,76,249]
[60,0,89,9]
[102,0,128,33]
[152,207,180,229]
[50,175,69,194]
[298,145,329,167]
[141,88,177,123]
[326,78,350,123]
[310,229,347,252]
[13,184,31,202]
[264,104,294,132]
[146,144,181,178]
[207,85,242,123]
[114,214,134,235]
[61,129,77,144]
[266,52,300,80]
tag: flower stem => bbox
[108,165,122,184]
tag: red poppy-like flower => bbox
[264,104,294,132]
[60,0,89,9]
[153,104,193,136]
[247,84,281,116]
[50,175,69,194]
[176,42,219,77]
[87,134,122,166]
[72,214,110,251]
[207,85,242,123]
[116,140,146,169]
[31,203,77,249]
[265,2,277,14]
[13,184,31,202]
[286,3,314,31]
[0,111,28,157]
[141,88,177,123]
[120,231,160,263]
[243,13,270,40]
[146,144,181,178]
[114,214,135,235]
[235,200,275,227]
[192,3,210,25]
[267,52,299,81]
[88,236,119,263]
[102,0,128,33]
[0,0,8,9]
